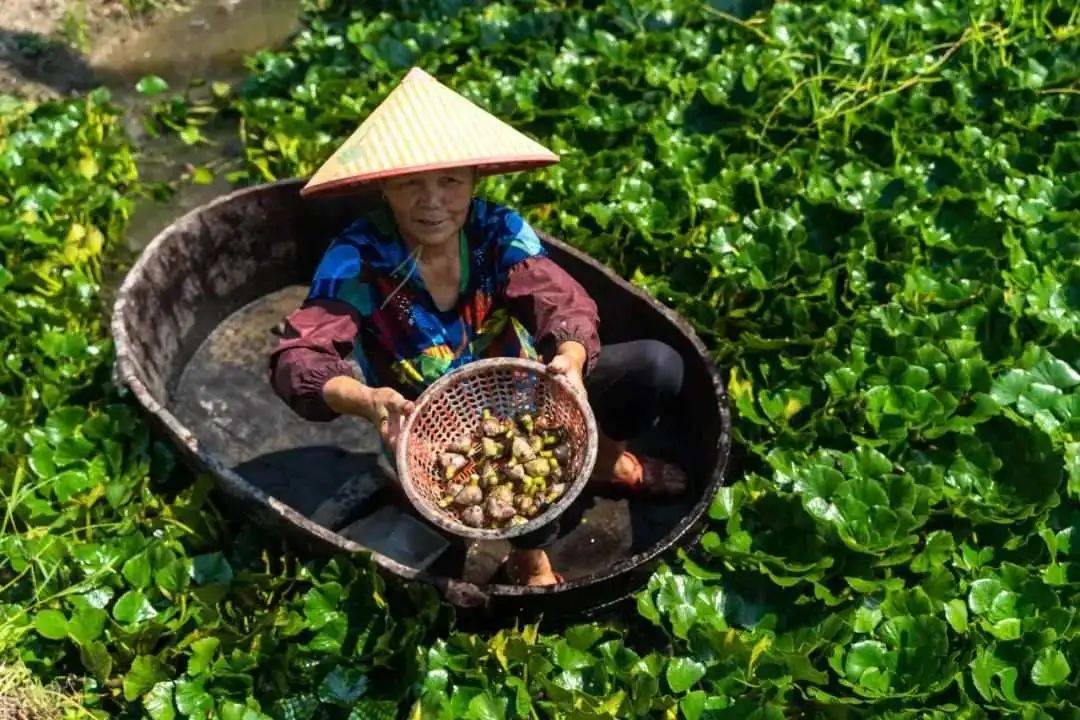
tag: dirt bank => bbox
[0,0,161,99]
[1,0,293,101]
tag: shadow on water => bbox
[0,28,100,96]
[45,0,304,303]
[233,446,386,528]
[3,0,301,259]
[1,0,300,98]
[101,0,302,254]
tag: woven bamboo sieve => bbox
[395,358,598,540]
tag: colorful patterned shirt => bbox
[270,198,601,417]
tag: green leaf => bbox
[28,445,56,478]
[729,367,769,426]
[1031,355,1080,390]
[680,690,707,720]
[637,589,661,625]
[136,75,169,95]
[33,609,68,640]
[175,678,214,716]
[844,641,888,682]
[970,649,1008,702]
[144,681,176,720]
[992,370,1032,405]
[113,590,158,624]
[79,641,113,682]
[825,367,860,399]
[989,618,1021,641]
[447,686,482,718]
[187,637,219,676]
[192,552,233,586]
[155,557,191,593]
[318,665,367,706]
[565,624,605,650]
[53,436,94,465]
[911,531,955,573]
[1031,648,1070,687]
[190,166,214,185]
[272,694,318,720]
[220,702,250,720]
[968,578,1003,614]
[945,599,968,634]
[46,406,87,439]
[303,587,338,629]
[124,655,171,701]
[1066,443,1080,497]
[1017,383,1063,417]
[854,446,893,477]
[53,469,93,502]
[179,125,204,145]
[122,552,153,589]
[68,604,107,645]
[347,700,396,720]
[853,606,882,633]
[742,64,759,91]
[553,640,593,671]
[465,692,505,720]
[666,657,706,693]
[374,36,412,69]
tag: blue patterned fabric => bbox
[306,198,545,396]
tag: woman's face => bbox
[381,167,476,248]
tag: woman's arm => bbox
[271,228,415,447]
[269,299,361,421]
[472,198,600,383]
[269,298,415,446]
[503,256,601,375]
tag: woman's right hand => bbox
[322,376,415,451]
[365,386,415,451]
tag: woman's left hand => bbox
[547,341,588,397]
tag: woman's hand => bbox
[366,386,415,451]
[547,341,588,397]
[322,376,415,451]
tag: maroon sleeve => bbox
[268,299,360,421]
[503,256,601,374]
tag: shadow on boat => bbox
[112,179,732,620]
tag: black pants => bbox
[511,340,685,550]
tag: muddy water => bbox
[94,0,300,259]
[91,0,300,88]
[92,0,301,308]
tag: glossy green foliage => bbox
[0,91,447,718]
[3,0,1078,717]
[232,0,1078,714]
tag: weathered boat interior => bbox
[112,179,731,614]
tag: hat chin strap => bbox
[380,244,424,310]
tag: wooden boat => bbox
[111,178,731,618]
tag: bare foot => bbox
[592,451,688,496]
[505,549,560,586]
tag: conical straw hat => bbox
[301,67,559,198]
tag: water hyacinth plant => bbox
[1,0,1077,717]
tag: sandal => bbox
[595,451,687,497]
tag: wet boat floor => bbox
[172,287,694,584]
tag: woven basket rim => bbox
[395,357,598,540]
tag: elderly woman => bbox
[269,68,685,586]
